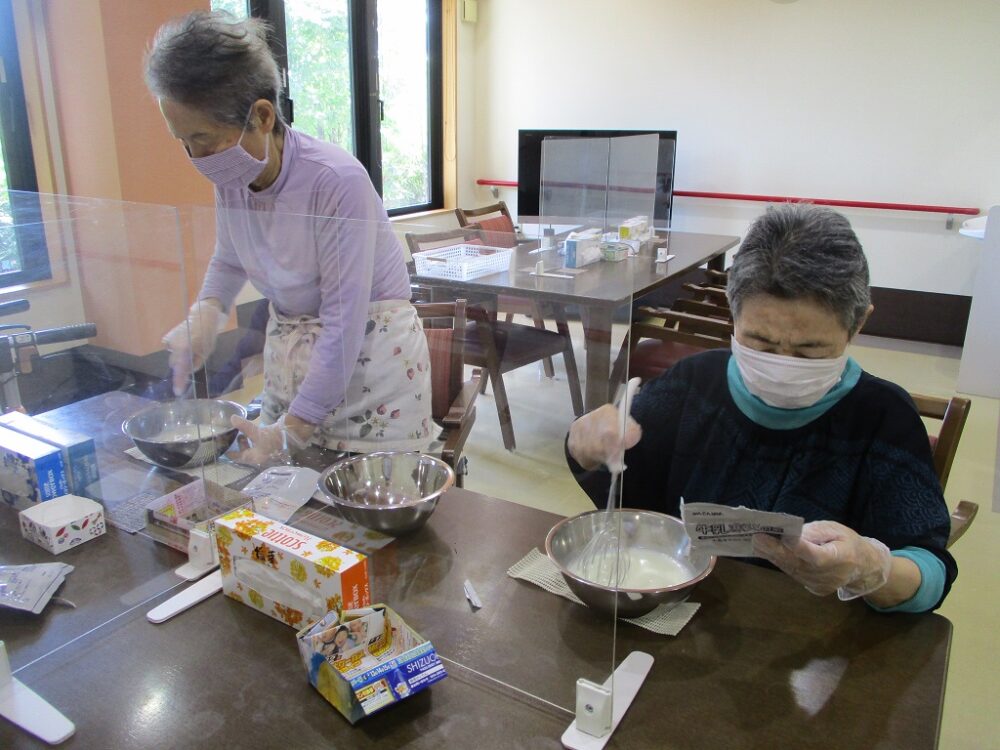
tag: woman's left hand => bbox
[231,413,315,465]
[752,520,892,600]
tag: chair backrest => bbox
[703,268,729,286]
[415,299,468,422]
[672,297,734,321]
[681,282,730,308]
[908,392,971,491]
[455,201,517,247]
[636,306,734,344]
[405,227,484,257]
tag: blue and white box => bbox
[0,412,100,497]
[564,228,603,268]
[298,605,447,724]
[0,425,71,510]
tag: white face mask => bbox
[731,336,848,409]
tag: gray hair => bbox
[145,11,283,133]
[726,203,871,334]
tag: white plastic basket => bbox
[412,243,513,281]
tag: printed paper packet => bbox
[680,499,804,557]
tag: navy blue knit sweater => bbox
[569,349,957,608]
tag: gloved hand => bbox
[567,378,641,471]
[752,520,893,600]
[231,413,314,466]
[162,299,228,396]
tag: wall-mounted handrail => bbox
[475,179,980,216]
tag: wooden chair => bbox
[455,200,522,248]
[414,299,481,487]
[671,297,733,321]
[681,282,730,309]
[611,306,733,385]
[907,392,977,547]
[910,393,971,492]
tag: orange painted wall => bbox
[41,0,217,356]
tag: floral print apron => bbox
[260,300,433,453]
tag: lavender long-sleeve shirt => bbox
[199,127,411,423]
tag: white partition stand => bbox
[957,206,1000,397]
[562,651,653,749]
[0,641,74,745]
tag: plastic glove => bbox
[567,379,641,471]
[162,300,228,396]
[753,521,892,601]
[752,520,893,600]
[231,413,314,466]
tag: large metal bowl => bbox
[546,508,716,618]
[318,452,455,535]
[122,399,247,470]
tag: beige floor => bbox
[456,322,999,750]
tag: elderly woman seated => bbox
[567,203,956,613]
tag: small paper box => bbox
[0,411,100,497]
[19,495,106,554]
[0,426,70,510]
[213,509,370,629]
[297,606,447,724]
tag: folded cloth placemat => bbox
[507,548,700,636]
[125,447,255,487]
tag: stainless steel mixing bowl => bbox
[318,452,455,535]
[545,508,716,618]
[122,399,247,469]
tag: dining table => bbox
[411,227,739,411]
[1,392,952,749]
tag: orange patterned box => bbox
[213,508,370,629]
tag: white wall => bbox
[461,0,1000,295]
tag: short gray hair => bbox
[726,203,872,335]
[145,11,283,133]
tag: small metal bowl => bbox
[318,452,455,536]
[545,508,716,618]
[122,399,247,470]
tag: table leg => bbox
[581,306,613,411]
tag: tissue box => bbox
[298,606,447,724]
[618,215,650,240]
[19,494,106,554]
[0,426,70,510]
[564,231,603,268]
[0,412,100,497]
[214,509,370,629]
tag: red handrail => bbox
[475,179,980,216]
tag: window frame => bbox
[248,0,444,216]
[0,0,51,288]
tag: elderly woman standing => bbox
[145,11,432,462]
[567,203,957,613]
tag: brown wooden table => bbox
[412,229,739,410]
[2,482,951,748]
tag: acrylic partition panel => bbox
[0,190,200,664]
[401,210,648,729]
[606,134,659,228]
[535,133,659,237]
[539,136,612,230]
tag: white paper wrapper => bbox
[681,499,803,557]
[0,563,74,614]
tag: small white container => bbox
[19,495,106,555]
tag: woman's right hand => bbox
[162,299,228,396]
[567,404,642,471]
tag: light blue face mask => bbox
[189,107,270,189]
